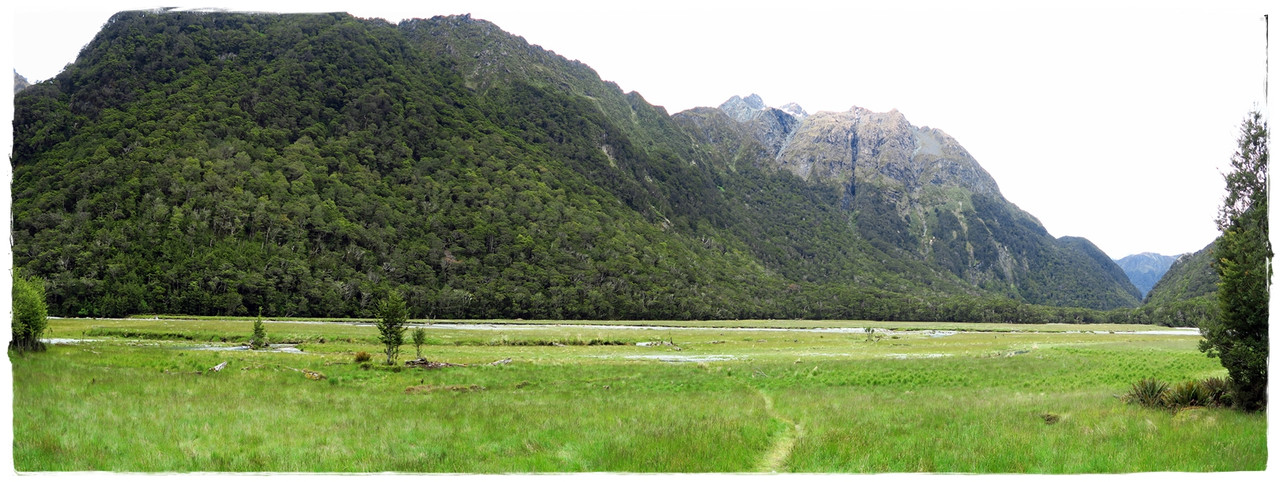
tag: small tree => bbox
[412,327,427,359]
[1200,111,1270,411]
[377,291,408,365]
[10,269,49,352]
[249,307,268,349]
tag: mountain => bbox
[1114,252,1180,297]
[1133,243,1218,327]
[11,10,1140,320]
[679,94,1143,309]
[1144,244,1218,305]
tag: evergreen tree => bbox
[1200,111,1270,411]
[377,291,409,365]
[249,307,268,349]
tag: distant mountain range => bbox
[12,10,1146,320]
[1114,252,1181,298]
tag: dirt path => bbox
[755,388,801,472]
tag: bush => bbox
[1124,378,1169,408]
[10,269,49,352]
[1199,377,1232,407]
[412,327,426,358]
[354,351,372,363]
[1125,377,1235,410]
[1165,380,1209,408]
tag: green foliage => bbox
[1145,244,1219,306]
[411,327,426,358]
[249,307,268,349]
[10,269,49,352]
[1201,111,1270,411]
[1164,380,1209,408]
[1127,377,1240,411]
[376,291,408,365]
[1123,378,1168,408]
[1198,376,1231,407]
[8,10,1148,323]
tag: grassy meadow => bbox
[10,317,1266,473]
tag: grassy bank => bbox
[11,318,1265,472]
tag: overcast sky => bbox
[4,0,1271,259]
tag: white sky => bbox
[3,0,1272,259]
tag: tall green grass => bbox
[11,318,1265,473]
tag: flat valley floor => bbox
[10,317,1266,472]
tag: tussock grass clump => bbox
[1125,377,1233,410]
[353,351,372,363]
[1124,378,1169,408]
[1199,377,1231,406]
[1164,380,1208,408]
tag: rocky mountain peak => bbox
[780,102,807,119]
[760,105,1001,200]
[717,94,804,156]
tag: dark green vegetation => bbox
[10,269,49,352]
[1124,377,1232,410]
[12,318,1265,472]
[13,11,1148,322]
[1200,112,1269,411]
[1129,244,1219,328]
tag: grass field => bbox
[10,317,1266,472]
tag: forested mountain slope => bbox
[1130,243,1218,326]
[681,95,1143,309]
[12,10,1139,319]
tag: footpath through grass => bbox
[10,318,1266,472]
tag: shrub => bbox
[10,269,49,352]
[412,328,426,358]
[1199,377,1232,407]
[354,351,372,363]
[1124,378,1169,408]
[1165,380,1209,408]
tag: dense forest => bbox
[12,11,1194,324]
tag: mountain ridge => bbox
[683,93,1142,309]
[12,10,1142,319]
[1114,252,1182,298]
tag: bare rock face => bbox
[779,102,808,119]
[712,96,1000,204]
[717,94,804,159]
[775,106,1000,199]
[702,96,1140,308]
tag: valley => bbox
[10,316,1263,472]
